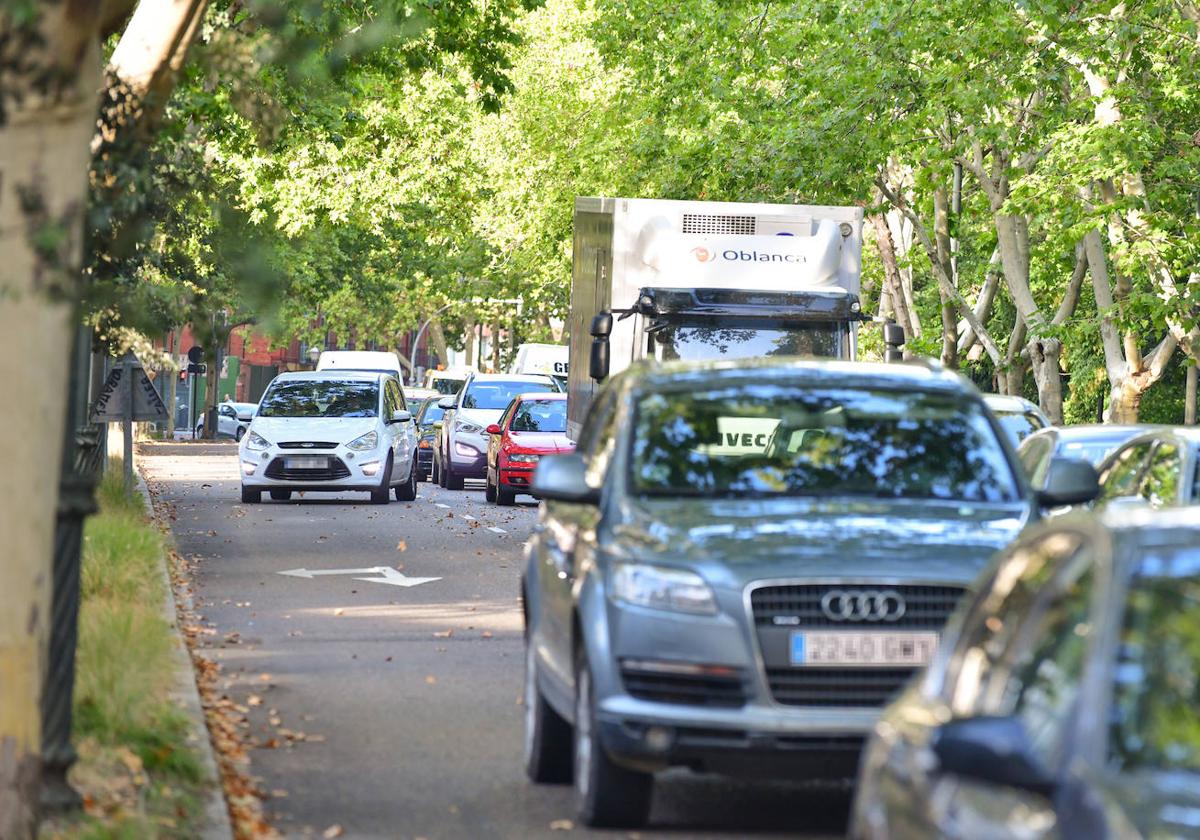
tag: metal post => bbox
[190,372,197,440]
[1186,364,1197,425]
[41,323,100,813]
[123,354,134,495]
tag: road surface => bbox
[139,441,849,839]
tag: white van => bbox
[316,351,404,381]
[510,343,568,381]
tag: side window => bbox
[220,405,235,418]
[382,381,398,417]
[394,381,407,412]
[1018,437,1053,488]
[942,532,1084,717]
[1097,443,1153,503]
[500,400,518,431]
[1138,443,1180,508]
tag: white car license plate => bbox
[284,456,327,470]
[790,631,939,667]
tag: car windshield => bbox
[995,411,1043,444]
[430,377,466,395]
[648,319,843,362]
[630,385,1018,502]
[405,397,426,414]
[511,400,567,433]
[463,381,556,410]
[257,380,379,418]
[419,401,445,425]
[1110,546,1200,773]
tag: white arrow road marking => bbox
[278,567,440,588]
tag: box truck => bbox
[567,196,901,437]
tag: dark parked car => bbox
[484,392,573,506]
[1096,427,1200,509]
[1017,424,1146,489]
[522,358,1097,828]
[852,506,1200,840]
[414,395,446,481]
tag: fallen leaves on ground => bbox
[396,539,407,552]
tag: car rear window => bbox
[258,380,379,418]
[462,380,556,410]
[630,385,1018,502]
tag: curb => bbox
[134,470,234,840]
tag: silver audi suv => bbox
[521,358,1098,828]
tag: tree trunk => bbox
[933,186,958,368]
[885,209,922,338]
[165,329,179,437]
[1029,339,1064,424]
[1186,364,1197,425]
[1108,380,1144,424]
[957,248,1001,355]
[463,323,476,368]
[426,317,450,367]
[1002,317,1027,396]
[868,212,912,336]
[0,12,105,835]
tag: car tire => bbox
[574,654,653,828]
[523,641,572,784]
[431,455,441,486]
[485,470,497,503]
[371,456,393,505]
[496,481,516,506]
[395,459,417,501]
[445,462,465,491]
[269,489,291,501]
[235,427,246,442]
[240,486,260,504]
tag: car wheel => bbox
[445,462,465,491]
[496,482,516,507]
[395,458,417,501]
[485,469,497,503]
[235,427,246,442]
[574,654,653,828]
[240,486,260,504]
[269,489,291,501]
[524,640,572,784]
[431,455,441,486]
[371,456,393,505]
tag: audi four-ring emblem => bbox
[820,589,906,622]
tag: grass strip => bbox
[41,461,207,839]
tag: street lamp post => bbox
[307,346,321,369]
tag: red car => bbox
[485,392,574,505]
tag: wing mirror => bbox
[933,715,1057,799]
[531,453,600,505]
[1038,457,1099,508]
[486,424,502,435]
[437,397,456,410]
[390,409,412,424]
[590,312,613,382]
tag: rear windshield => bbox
[995,411,1044,445]
[630,385,1017,502]
[430,377,466,395]
[511,400,567,433]
[462,380,556,410]
[258,380,379,418]
[418,400,445,424]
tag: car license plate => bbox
[284,456,327,469]
[790,631,939,667]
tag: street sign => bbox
[187,345,204,364]
[277,566,441,588]
[90,354,170,423]
[186,363,207,375]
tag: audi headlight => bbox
[457,422,483,435]
[246,431,271,452]
[611,563,717,615]
[346,430,379,451]
[508,453,540,463]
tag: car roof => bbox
[1025,424,1147,444]
[1114,425,1200,449]
[514,392,567,402]
[271,371,387,383]
[620,357,977,396]
[982,393,1042,413]
[405,388,439,398]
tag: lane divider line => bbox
[435,503,451,509]
[488,526,507,535]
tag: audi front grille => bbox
[750,583,966,708]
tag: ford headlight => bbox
[246,431,271,452]
[347,430,379,451]
[457,422,483,435]
[611,563,717,615]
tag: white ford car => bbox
[238,371,418,504]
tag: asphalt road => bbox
[140,441,849,839]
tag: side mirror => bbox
[1038,457,1099,507]
[438,397,456,410]
[590,312,613,338]
[590,338,610,382]
[486,423,502,435]
[237,413,253,422]
[933,716,1057,799]
[391,410,413,424]
[532,453,600,505]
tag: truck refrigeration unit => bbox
[567,196,903,437]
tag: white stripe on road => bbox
[435,503,451,509]
[488,526,507,535]
[461,514,476,522]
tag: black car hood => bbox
[607,496,1029,589]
